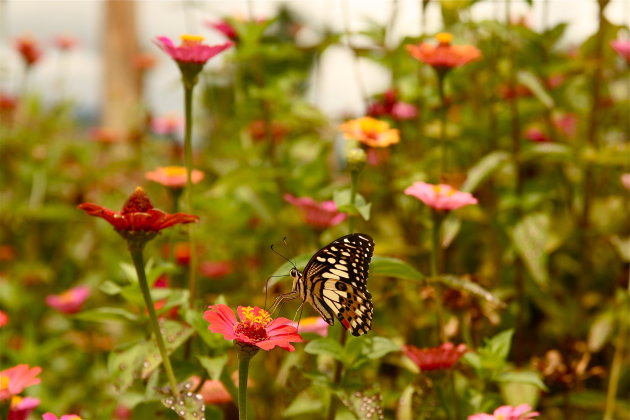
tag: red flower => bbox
[406,33,481,72]
[525,127,550,143]
[284,194,347,229]
[133,52,158,71]
[0,310,8,327]
[404,182,478,211]
[199,261,233,278]
[189,376,233,404]
[78,187,198,237]
[204,304,302,352]
[8,396,40,420]
[155,35,233,65]
[403,342,468,371]
[367,89,418,121]
[52,34,77,51]
[0,365,42,400]
[15,35,43,67]
[46,286,90,314]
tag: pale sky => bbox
[1,0,629,118]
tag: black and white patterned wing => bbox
[302,233,374,336]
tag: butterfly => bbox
[271,233,374,336]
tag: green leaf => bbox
[517,70,554,108]
[461,151,511,193]
[197,355,228,381]
[99,280,122,295]
[370,256,424,281]
[283,389,325,417]
[587,310,614,352]
[611,236,630,262]
[74,307,139,322]
[108,341,148,392]
[363,336,400,360]
[184,309,232,351]
[511,212,550,287]
[141,321,194,378]
[304,337,344,360]
[430,275,505,307]
[522,143,574,162]
[496,370,548,391]
[481,329,514,362]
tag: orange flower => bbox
[145,166,204,189]
[406,33,481,71]
[339,116,400,148]
[15,35,42,67]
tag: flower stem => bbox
[238,356,251,420]
[348,169,360,234]
[437,71,448,175]
[129,244,180,398]
[183,84,199,309]
[430,210,445,342]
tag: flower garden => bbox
[1,1,629,420]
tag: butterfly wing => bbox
[301,233,374,336]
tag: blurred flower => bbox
[611,39,630,63]
[403,342,468,371]
[500,83,532,100]
[247,120,288,142]
[366,148,390,166]
[284,194,347,229]
[346,147,367,172]
[207,20,239,41]
[621,174,630,191]
[78,187,199,243]
[525,127,550,143]
[204,304,302,352]
[290,317,329,337]
[367,89,418,121]
[42,414,83,420]
[404,181,478,211]
[15,35,43,67]
[553,114,577,137]
[52,34,77,51]
[9,396,40,420]
[199,260,233,278]
[151,114,183,136]
[0,94,19,113]
[46,286,90,314]
[189,376,233,404]
[0,364,42,400]
[133,52,157,71]
[172,242,192,265]
[0,310,8,327]
[532,345,605,389]
[339,116,400,148]
[145,166,204,189]
[0,245,16,261]
[89,127,123,144]
[468,404,539,420]
[406,32,481,72]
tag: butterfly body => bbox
[283,233,374,336]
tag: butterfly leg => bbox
[269,291,299,315]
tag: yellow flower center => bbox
[180,34,205,46]
[432,185,456,196]
[59,290,77,303]
[162,166,187,177]
[435,32,453,45]
[11,396,22,408]
[241,306,272,325]
[0,375,9,391]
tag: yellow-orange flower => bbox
[339,117,400,148]
[145,166,204,189]
[406,32,481,70]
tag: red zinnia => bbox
[403,342,468,371]
[78,187,198,239]
[15,35,43,67]
[204,304,302,352]
[0,310,8,328]
[0,365,42,400]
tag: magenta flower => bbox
[367,89,418,121]
[553,114,577,137]
[284,194,347,229]
[204,304,302,352]
[525,127,550,143]
[621,173,630,191]
[9,397,40,420]
[207,20,238,41]
[151,113,183,136]
[0,309,8,327]
[0,365,42,400]
[290,316,330,337]
[155,35,233,65]
[403,342,468,371]
[42,414,83,420]
[468,404,539,420]
[404,181,478,211]
[611,39,630,63]
[45,286,90,314]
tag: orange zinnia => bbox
[339,116,400,148]
[406,33,481,71]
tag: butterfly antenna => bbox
[271,242,296,269]
[282,236,297,267]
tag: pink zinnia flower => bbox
[145,166,204,189]
[46,286,90,314]
[52,34,77,51]
[0,310,8,327]
[151,114,183,136]
[42,414,83,420]
[155,35,233,65]
[553,114,577,137]
[525,127,550,143]
[468,404,540,420]
[204,304,302,352]
[0,364,42,400]
[621,173,630,191]
[404,181,478,211]
[9,396,40,420]
[403,342,468,371]
[290,317,329,337]
[284,194,347,229]
[611,39,630,63]
[207,20,239,41]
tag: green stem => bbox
[348,170,359,234]
[431,210,445,342]
[129,244,179,398]
[183,84,199,309]
[238,356,251,420]
[437,71,448,176]
[1,400,10,420]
